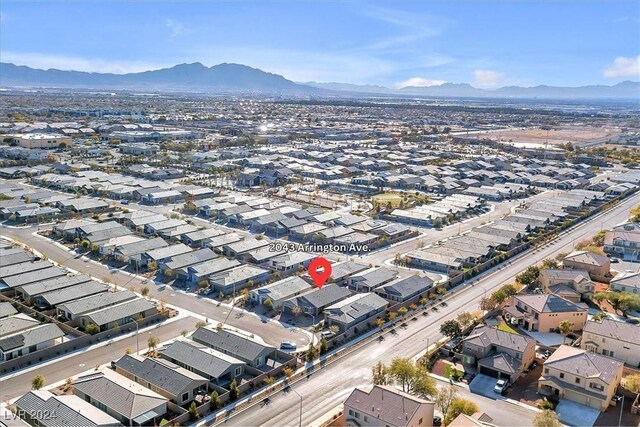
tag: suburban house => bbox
[374,275,434,303]
[603,223,640,261]
[448,411,496,427]
[207,265,270,295]
[14,390,121,427]
[502,294,588,333]
[562,251,610,281]
[76,298,158,332]
[57,290,137,321]
[323,293,388,332]
[342,385,435,427]
[72,368,168,426]
[462,325,536,383]
[348,267,398,292]
[538,268,595,301]
[249,276,313,309]
[190,327,280,369]
[159,339,245,386]
[112,354,209,405]
[609,271,640,294]
[538,345,623,411]
[282,284,352,318]
[0,323,65,362]
[581,318,640,368]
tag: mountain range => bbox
[1,62,638,100]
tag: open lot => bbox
[470,125,621,149]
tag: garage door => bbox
[564,389,593,408]
[479,366,499,378]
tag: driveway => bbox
[555,400,600,427]
[469,374,506,400]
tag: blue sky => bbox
[1,1,638,87]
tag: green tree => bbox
[388,358,436,397]
[435,386,458,421]
[540,258,559,269]
[195,320,207,329]
[147,261,158,272]
[479,296,498,311]
[307,344,318,360]
[533,409,561,427]
[141,286,150,297]
[398,306,408,320]
[81,239,90,250]
[372,361,389,385]
[456,312,475,329]
[592,230,606,246]
[31,374,45,390]
[623,374,640,393]
[516,266,540,285]
[85,322,100,335]
[440,320,462,338]
[445,398,479,425]
[320,338,328,354]
[263,298,273,311]
[147,336,159,354]
[229,379,239,401]
[188,401,200,421]
[558,320,574,344]
[210,390,221,409]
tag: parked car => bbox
[121,199,130,205]
[433,416,442,426]
[610,257,620,263]
[494,378,509,393]
[321,330,334,339]
[279,341,297,351]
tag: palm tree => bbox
[147,336,160,355]
[558,320,574,344]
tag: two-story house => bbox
[562,251,611,281]
[343,385,435,427]
[462,325,536,383]
[609,271,640,294]
[604,223,640,261]
[581,318,640,368]
[502,294,588,333]
[539,345,623,411]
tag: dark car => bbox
[433,416,442,426]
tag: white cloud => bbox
[395,77,446,89]
[1,52,169,74]
[604,55,640,78]
[474,70,506,88]
[165,19,185,39]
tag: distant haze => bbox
[1,62,638,100]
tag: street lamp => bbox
[617,395,624,427]
[132,319,140,355]
[291,388,303,427]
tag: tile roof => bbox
[544,345,623,385]
[344,385,431,427]
[72,369,166,420]
[159,340,245,379]
[114,354,207,397]
[14,390,120,427]
[583,318,640,346]
[513,293,587,313]
[191,328,275,362]
[464,325,535,352]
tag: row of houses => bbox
[14,326,295,426]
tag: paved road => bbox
[0,226,311,350]
[214,193,640,427]
[0,316,197,401]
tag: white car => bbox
[279,341,297,351]
[494,379,509,393]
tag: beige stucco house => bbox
[539,345,623,411]
[462,325,536,383]
[562,251,610,281]
[581,318,640,368]
[342,385,434,427]
[503,294,588,333]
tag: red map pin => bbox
[308,257,332,289]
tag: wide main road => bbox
[217,192,640,427]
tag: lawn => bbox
[372,193,403,208]
[444,363,464,380]
[497,322,519,334]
